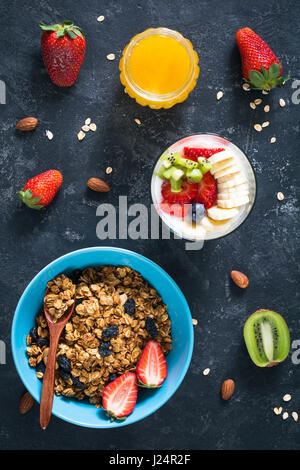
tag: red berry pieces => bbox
[136,340,168,388]
[196,172,217,209]
[161,179,198,204]
[159,201,189,218]
[184,147,225,161]
[102,372,138,420]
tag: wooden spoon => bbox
[40,288,75,430]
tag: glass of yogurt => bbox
[151,134,256,242]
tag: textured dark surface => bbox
[0,0,300,450]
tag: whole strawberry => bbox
[40,21,85,86]
[236,27,289,90]
[18,170,63,209]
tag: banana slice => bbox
[207,206,239,220]
[218,190,249,200]
[214,164,240,181]
[218,183,248,194]
[209,149,232,165]
[218,174,247,189]
[199,216,215,231]
[217,196,249,208]
[210,158,234,175]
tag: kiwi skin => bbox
[243,309,290,368]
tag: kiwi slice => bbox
[160,152,182,167]
[243,309,290,367]
[186,168,203,182]
[170,176,182,192]
[157,164,167,179]
[161,166,183,180]
[198,157,212,175]
[178,158,199,170]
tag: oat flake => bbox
[192,318,198,326]
[216,91,223,100]
[106,167,112,174]
[279,98,286,107]
[264,105,270,112]
[283,394,291,402]
[292,412,298,422]
[282,412,289,420]
[97,15,105,22]
[242,83,250,91]
[250,102,256,109]
[85,118,91,125]
[254,124,262,132]
[270,137,276,143]
[203,368,210,376]
[277,192,284,201]
[89,123,97,132]
[82,125,90,132]
[254,98,262,105]
[262,121,270,128]
[107,53,115,61]
[46,130,53,140]
[134,118,141,125]
[77,130,85,141]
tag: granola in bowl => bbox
[44,274,75,323]
[26,266,172,407]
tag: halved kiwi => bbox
[243,309,290,367]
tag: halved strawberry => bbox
[136,340,168,388]
[161,178,198,204]
[102,372,138,421]
[184,147,225,161]
[196,172,217,209]
[159,201,189,218]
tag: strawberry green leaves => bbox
[247,63,290,91]
[18,189,44,210]
[39,21,84,39]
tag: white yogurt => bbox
[151,134,256,241]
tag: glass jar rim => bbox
[122,27,198,102]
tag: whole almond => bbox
[221,379,235,400]
[230,270,249,289]
[87,177,110,192]
[19,391,35,414]
[16,117,38,131]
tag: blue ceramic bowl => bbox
[11,247,193,428]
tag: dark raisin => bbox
[36,362,46,373]
[107,373,118,384]
[102,325,119,339]
[124,298,135,315]
[99,341,112,357]
[145,318,158,337]
[57,356,71,372]
[60,369,71,380]
[94,275,102,283]
[37,337,49,348]
[72,377,85,390]
[30,326,38,341]
[69,269,82,284]
[75,297,84,306]
[36,362,45,380]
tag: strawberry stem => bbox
[39,21,83,39]
[247,63,290,90]
[18,189,44,210]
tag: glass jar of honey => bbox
[119,28,200,109]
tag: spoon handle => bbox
[39,331,60,430]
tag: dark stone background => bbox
[0,0,300,450]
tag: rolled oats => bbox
[27,266,172,407]
[44,274,75,323]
